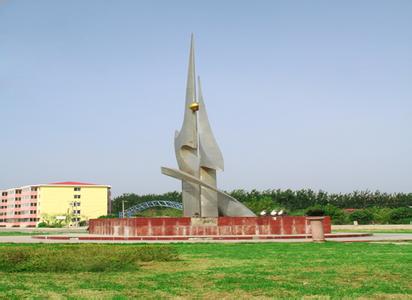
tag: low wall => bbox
[89,216,331,236]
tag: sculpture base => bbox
[88,216,331,236]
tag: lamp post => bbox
[122,200,128,218]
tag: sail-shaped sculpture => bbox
[162,35,255,217]
[173,34,201,217]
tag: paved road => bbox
[0,233,411,244]
[333,224,412,230]
[325,233,412,243]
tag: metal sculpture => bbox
[119,200,183,218]
[162,35,255,217]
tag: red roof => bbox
[50,181,97,186]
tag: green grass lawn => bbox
[333,229,412,234]
[0,231,51,236]
[0,229,87,236]
[0,242,411,299]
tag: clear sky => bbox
[1,0,411,196]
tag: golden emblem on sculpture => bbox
[189,102,200,112]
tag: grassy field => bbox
[0,242,411,299]
[0,244,177,273]
[0,231,51,236]
[0,229,88,236]
[332,229,412,234]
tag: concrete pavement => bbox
[0,233,411,244]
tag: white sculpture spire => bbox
[174,34,200,216]
[163,35,255,218]
[176,33,197,150]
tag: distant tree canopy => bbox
[228,189,412,210]
[111,189,412,214]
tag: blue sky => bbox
[1,0,411,196]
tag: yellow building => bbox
[0,181,111,227]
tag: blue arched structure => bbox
[119,200,183,218]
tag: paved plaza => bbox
[0,233,410,244]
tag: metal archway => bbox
[119,200,183,218]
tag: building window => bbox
[31,187,37,191]
[74,195,81,199]
[74,187,81,192]
[73,210,81,215]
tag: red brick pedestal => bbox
[88,216,331,237]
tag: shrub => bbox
[305,206,325,216]
[389,208,412,224]
[287,209,305,216]
[37,222,63,228]
[98,214,118,219]
[323,205,349,225]
[0,245,179,272]
[349,210,374,225]
[244,196,279,215]
[78,220,88,226]
[367,207,392,224]
[37,222,48,228]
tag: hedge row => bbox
[305,205,412,225]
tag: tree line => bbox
[109,189,412,224]
[111,189,412,213]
